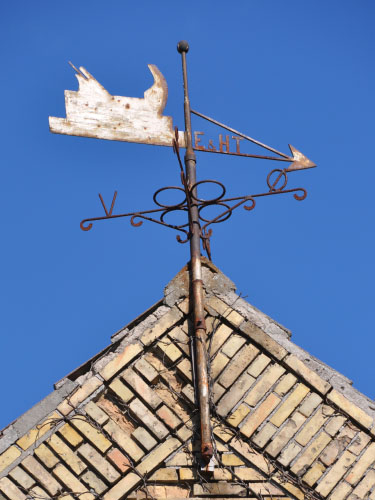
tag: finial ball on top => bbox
[177,40,189,53]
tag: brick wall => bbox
[1,262,374,499]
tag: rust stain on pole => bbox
[177,40,213,464]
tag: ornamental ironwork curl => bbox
[80,155,307,260]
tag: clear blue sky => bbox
[1,1,374,429]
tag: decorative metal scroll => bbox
[80,129,307,260]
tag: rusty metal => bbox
[77,41,316,467]
[191,109,289,158]
[193,147,291,162]
[177,40,213,465]
[195,173,307,248]
[80,190,190,241]
[191,109,316,170]
[80,165,307,256]
[99,191,117,217]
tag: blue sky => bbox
[1,1,374,429]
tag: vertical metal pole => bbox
[177,40,213,464]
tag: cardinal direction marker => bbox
[49,63,185,148]
[99,191,117,217]
[79,162,307,241]
[51,41,316,468]
[191,109,316,170]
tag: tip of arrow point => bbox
[287,144,317,170]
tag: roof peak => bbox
[1,260,375,499]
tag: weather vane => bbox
[49,40,316,466]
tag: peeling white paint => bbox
[49,64,186,148]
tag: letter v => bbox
[99,191,117,217]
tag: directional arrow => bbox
[49,63,315,171]
[286,145,316,171]
[191,109,316,171]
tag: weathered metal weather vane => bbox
[49,41,316,465]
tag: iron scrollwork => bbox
[80,130,307,260]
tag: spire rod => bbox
[177,40,213,464]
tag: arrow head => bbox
[286,145,316,171]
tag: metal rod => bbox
[191,109,291,159]
[177,40,213,464]
[193,147,290,162]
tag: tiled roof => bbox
[1,259,374,499]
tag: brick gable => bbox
[1,260,374,499]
